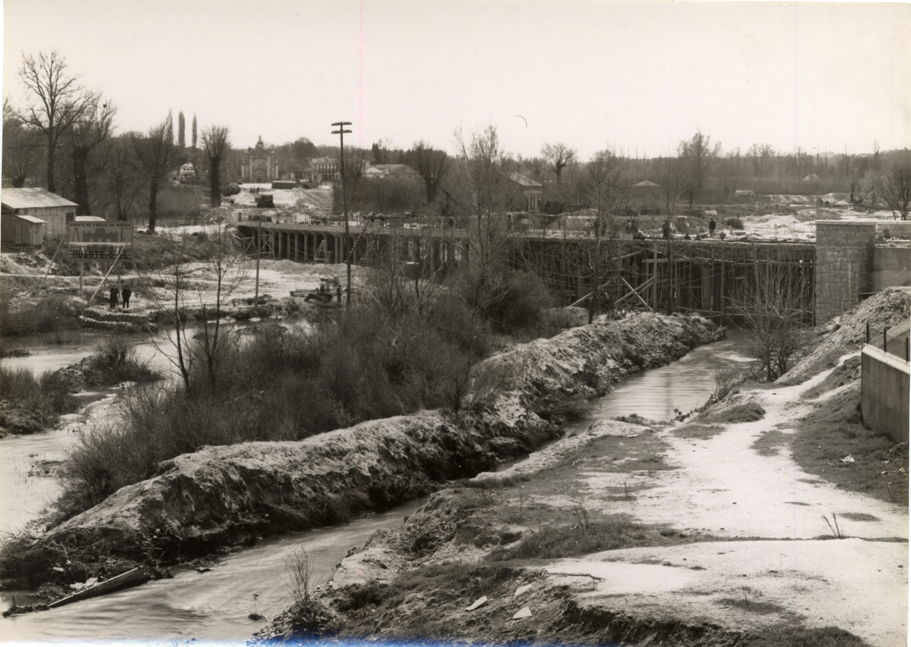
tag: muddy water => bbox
[567,331,753,430]
[1,501,423,643]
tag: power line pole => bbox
[332,121,353,307]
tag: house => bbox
[364,164,421,181]
[309,157,340,184]
[1,188,77,239]
[505,172,543,212]
[0,213,45,246]
[178,163,197,182]
[241,137,280,182]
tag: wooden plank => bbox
[48,568,148,609]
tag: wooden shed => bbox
[0,188,77,239]
[1,213,46,246]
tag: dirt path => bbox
[543,355,908,647]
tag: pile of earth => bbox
[782,285,911,383]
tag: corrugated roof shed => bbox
[1,188,78,209]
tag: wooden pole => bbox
[89,244,126,305]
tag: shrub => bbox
[86,338,162,385]
[0,295,76,337]
[712,367,743,401]
[725,217,744,229]
[0,366,79,423]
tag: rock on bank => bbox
[3,312,722,589]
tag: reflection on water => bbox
[1,501,422,643]
[0,427,77,535]
[566,331,753,430]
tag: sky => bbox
[3,0,910,161]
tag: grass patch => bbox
[717,597,787,615]
[837,512,879,522]
[696,399,765,424]
[801,357,861,400]
[746,625,870,647]
[488,513,698,560]
[673,423,726,440]
[752,429,790,456]
[791,381,907,506]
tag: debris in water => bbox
[841,455,855,463]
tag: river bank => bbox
[258,288,910,647]
[0,311,722,601]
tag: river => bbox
[0,328,753,642]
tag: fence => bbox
[866,320,911,362]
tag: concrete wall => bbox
[815,221,876,324]
[873,246,911,292]
[861,345,910,444]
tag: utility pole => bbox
[332,121,353,307]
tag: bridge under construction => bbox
[237,218,819,324]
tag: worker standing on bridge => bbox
[121,285,132,309]
[709,217,717,238]
[109,286,119,310]
[336,285,342,303]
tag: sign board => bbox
[67,222,133,259]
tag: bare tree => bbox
[2,97,43,187]
[455,125,509,233]
[16,50,92,193]
[145,225,247,393]
[732,264,809,381]
[747,143,776,178]
[541,143,577,185]
[201,125,230,207]
[411,140,449,204]
[678,130,721,206]
[131,116,181,232]
[68,94,116,215]
[103,135,144,221]
[876,158,911,220]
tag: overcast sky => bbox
[3,1,909,161]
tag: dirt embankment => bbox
[1,312,722,592]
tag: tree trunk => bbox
[209,157,221,207]
[73,146,91,215]
[148,181,158,233]
[46,142,57,194]
[12,176,26,188]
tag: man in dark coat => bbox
[709,217,717,238]
[109,286,119,310]
[122,285,132,309]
